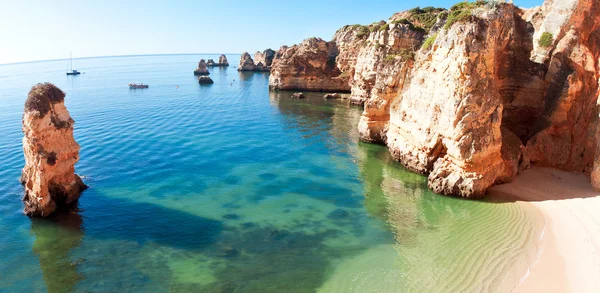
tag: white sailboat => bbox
[66,52,81,75]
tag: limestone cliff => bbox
[269,38,350,92]
[374,0,598,197]
[268,0,600,198]
[21,83,86,216]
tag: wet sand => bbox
[489,167,600,293]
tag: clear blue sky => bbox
[0,0,543,64]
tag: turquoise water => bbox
[0,55,542,292]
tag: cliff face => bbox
[379,0,599,197]
[269,0,600,198]
[269,38,350,92]
[21,83,86,216]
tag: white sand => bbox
[489,167,600,293]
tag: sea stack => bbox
[194,59,210,75]
[206,59,216,67]
[238,52,269,72]
[218,54,229,66]
[254,49,275,67]
[21,83,86,217]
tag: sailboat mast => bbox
[70,51,73,71]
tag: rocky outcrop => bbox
[218,54,229,66]
[238,52,269,72]
[193,59,210,75]
[268,0,600,198]
[207,55,230,67]
[254,49,276,67]
[269,38,350,92]
[374,0,598,197]
[198,76,214,84]
[20,83,86,216]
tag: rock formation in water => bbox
[269,38,351,92]
[194,59,210,75]
[206,55,230,67]
[219,54,229,66]
[268,0,600,198]
[20,83,87,216]
[254,49,276,67]
[198,76,214,84]
[238,52,270,72]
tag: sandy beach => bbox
[489,167,600,293]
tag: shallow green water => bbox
[0,55,541,292]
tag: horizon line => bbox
[0,53,242,67]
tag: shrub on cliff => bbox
[443,1,488,30]
[539,32,554,47]
[356,25,370,38]
[422,33,438,50]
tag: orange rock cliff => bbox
[268,0,600,198]
[21,83,86,216]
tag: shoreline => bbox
[489,167,600,293]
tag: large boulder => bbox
[20,83,87,216]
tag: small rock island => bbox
[193,59,210,75]
[20,83,86,217]
[206,54,230,67]
[237,50,272,72]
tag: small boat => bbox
[128,83,149,89]
[66,52,81,76]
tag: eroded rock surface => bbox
[238,52,269,72]
[268,0,600,198]
[269,38,350,92]
[218,54,229,66]
[194,59,210,75]
[21,83,86,216]
[254,49,275,67]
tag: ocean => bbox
[0,54,542,292]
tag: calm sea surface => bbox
[0,55,542,292]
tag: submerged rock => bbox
[323,93,341,99]
[21,83,87,216]
[193,59,210,75]
[291,93,305,99]
[198,76,214,84]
